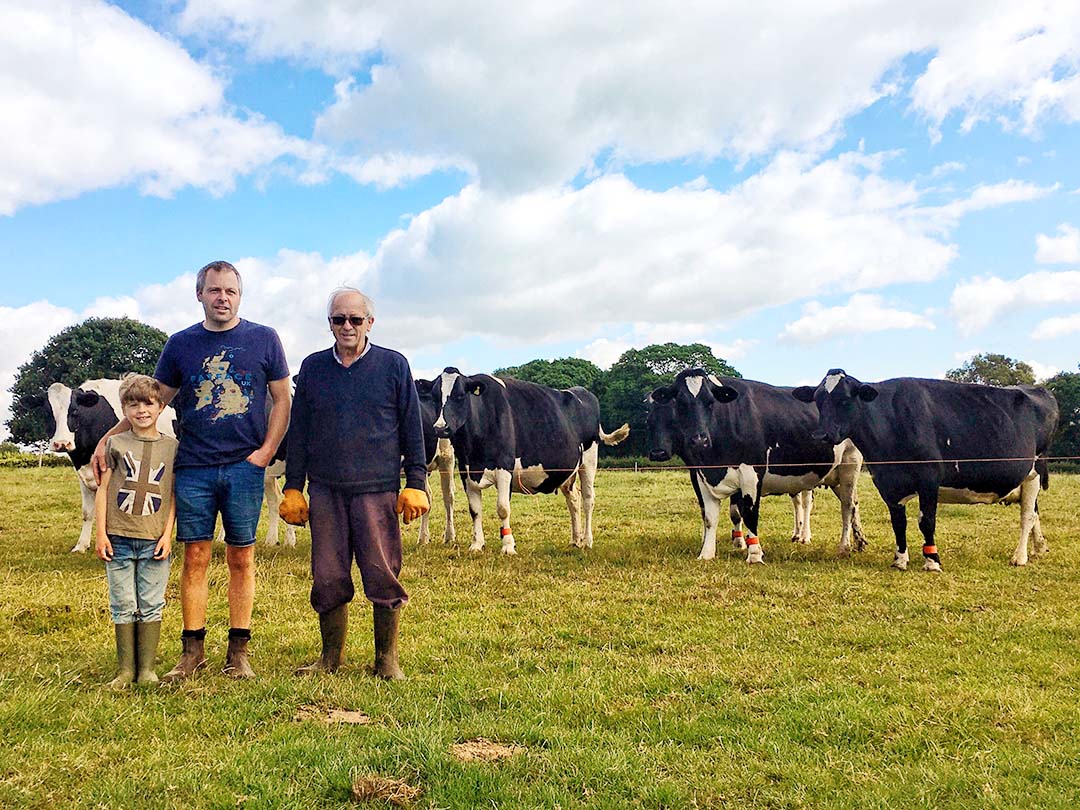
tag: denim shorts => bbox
[175,460,265,547]
[105,536,170,623]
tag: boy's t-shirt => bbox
[154,319,289,468]
[104,431,179,540]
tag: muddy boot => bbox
[161,632,207,683]
[373,606,405,681]
[108,623,137,690]
[135,621,162,685]
[295,604,348,675]
[223,630,255,680]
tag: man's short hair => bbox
[119,374,163,406]
[196,260,243,294]
[326,287,376,319]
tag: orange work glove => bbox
[396,487,430,524]
[279,488,309,526]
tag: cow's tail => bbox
[1036,456,1050,491]
[600,423,631,446]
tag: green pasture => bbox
[1,467,1079,808]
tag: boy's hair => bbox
[119,374,163,406]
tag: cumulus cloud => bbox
[950,270,1080,334]
[1035,223,1080,263]
[0,0,313,215]
[179,1,1080,190]
[924,179,1057,226]
[1032,312,1080,340]
[778,294,935,344]
[1027,360,1062,381]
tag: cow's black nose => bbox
[688,433,710,449]
[649,449,671,462]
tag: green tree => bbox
[600,343,741,456]
[494,357,603,390]
[945,353,1036,386]
[1044,368,1080,466]
[7,317,168,443]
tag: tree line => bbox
[7,318,1079,465]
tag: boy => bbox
[95,375,178,688]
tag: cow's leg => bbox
[1032,500,1048,556]
[888,502,909,571]
[728,497,746,550]
[465,475,486,552]
[801,489,814,543]
[917,487,942,572]
[437,445,456,544]
[788,494,802,543]
[495,469,515,555]
[1009,474,1040,566]
[417,473,433,545]
[262,472,283,546]
[697,477,722,561]
[561,477,583,548]
[578,444,598,548]
[736,465,764,564]
[72,478,96,553]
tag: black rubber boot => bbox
[161,634,207,683]
[135,621,162,685]
[108,623,137,690]
[373,606,405,681]
[223,634,255,680]
[295,604,348,675]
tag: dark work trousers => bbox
[307,483,409,614]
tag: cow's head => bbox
[648,369,738,458]
[792,368,878,445]
[432,367,492,439]
[46,382,75,452]
[644,388,679,462]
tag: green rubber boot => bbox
[108,623,136,690]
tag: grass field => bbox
[2,467,1079,808]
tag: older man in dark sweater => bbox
[279,287,429,679]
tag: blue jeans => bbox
[175,460,265,547]
[105,536,170,623]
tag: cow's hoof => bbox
[697,553,716,561]
[746,549,765,564]
[500,547,517,556]
[922,560,943,573]
[732,539,747,551]
[70,545,89,554]
[468,544,484,553]
[891,553,908,571]
[1009,556,1027,567]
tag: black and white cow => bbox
[46,378,294,553]
[431,368,630,554]
[793,370,1059,571]
[414,378,457,545]
[647,369,865,563]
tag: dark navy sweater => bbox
[285,345,428,494]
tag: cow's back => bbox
[503,379,591,470]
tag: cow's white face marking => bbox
[824,372,845,393]
[685,376,704,397]
[434,372,458,430]
[47,383,75,450]
[485,374,506,388]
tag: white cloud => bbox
[1035,223,1080,263]
[930,161,966,178]
[1028,360,1061,381]
[950,270,1080,334]
[179,2,1080,190]
[923,179,1057,226]
[576,327,755,371]
[0,0,313,215]
[778,294,935,344]
[1032,312,1080,340]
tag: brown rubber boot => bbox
[295,604,348,675]
[373,606,405,681]
[223,634,255,680]
[135,621,162,685]
[161,634,207,683]
[108,623,137,690]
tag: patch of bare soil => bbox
[294,704,373,724]
[449,738,525,762]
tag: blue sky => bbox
[3,1,1080,438]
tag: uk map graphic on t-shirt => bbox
[192,348,253,421]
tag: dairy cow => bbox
[793,370,1059,571]
[647,369,865,563]
[47,378,294,552]
[432,368,629,554]
[414,379,457,545]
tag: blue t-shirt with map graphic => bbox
[155,319,289,468]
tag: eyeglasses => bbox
[329,315,369,326]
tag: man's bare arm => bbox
[246,377,291,468]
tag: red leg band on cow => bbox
[500,527,512,537]
[746,535,759,545]
[923,544,937,555]
[732,530,743,539]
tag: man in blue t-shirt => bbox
[278,287,428,680]
[94,260,290,681]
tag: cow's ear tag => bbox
[472,386,482,396]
